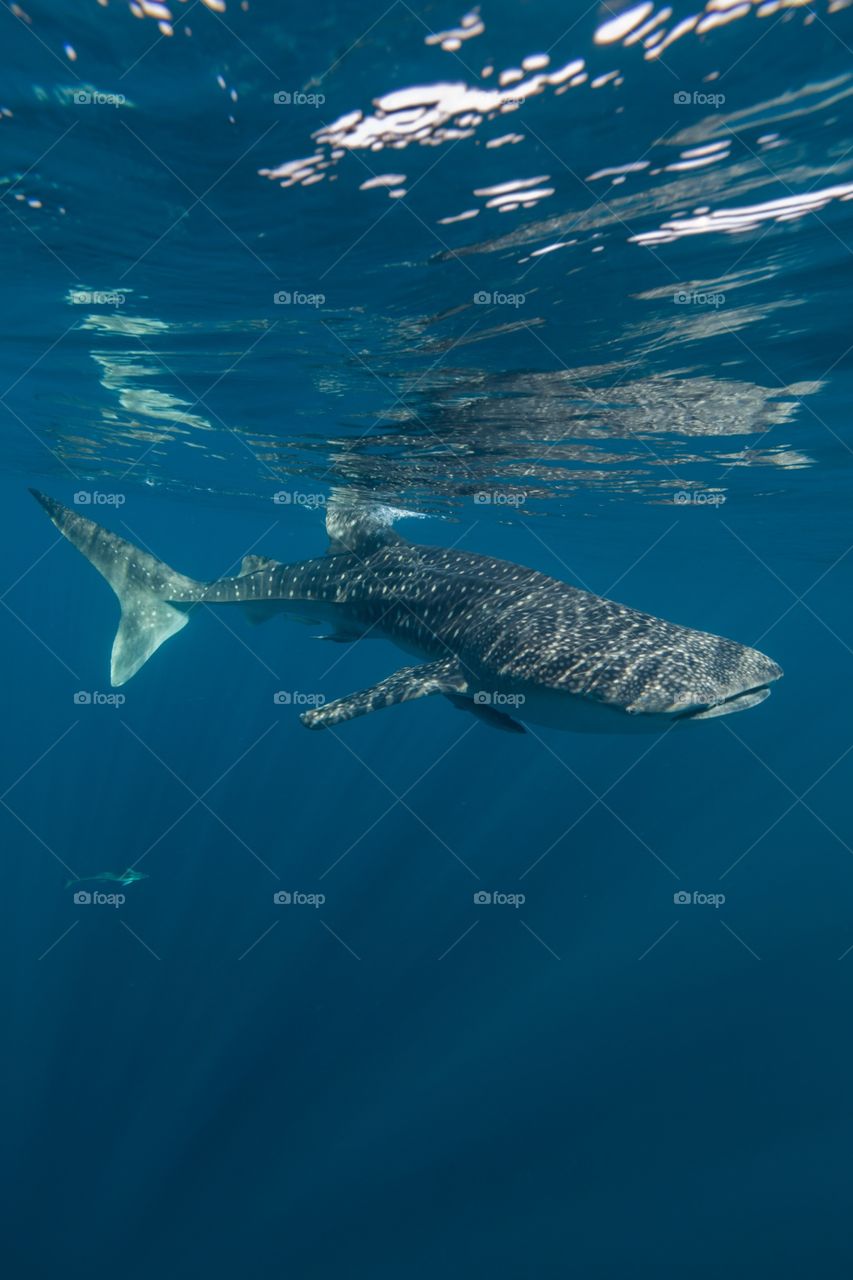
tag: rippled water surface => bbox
[3,2,853,1276]
[4,0,852,508]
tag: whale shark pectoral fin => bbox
[300,658,467,730]
[112,594,189,686]
[443,693,526,734]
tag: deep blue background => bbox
[4,478,853,1278]
[2,0,853,1276]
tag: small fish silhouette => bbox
[65,869,148,890]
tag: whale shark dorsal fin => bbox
[239,554,276,575]
[300,658,467,729]
[324,492,426,555]
[30,490,202,686]
[238,555,279,624]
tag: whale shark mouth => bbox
[679,683,773,721]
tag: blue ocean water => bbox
[2,0,853,1274]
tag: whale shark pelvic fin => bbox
[30,490,203,686]
[444,693,526,734]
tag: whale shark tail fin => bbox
[30,490,205,686]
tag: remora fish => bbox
[65,869,148,889]
[31,490,781,734]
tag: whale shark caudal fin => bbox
[30,490,205,686]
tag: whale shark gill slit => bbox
[29,490,782,733]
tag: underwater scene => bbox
[2,0,853,1275]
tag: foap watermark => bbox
[74,690,126,707]
[473,490,526,507]
[73,90,126,107]
[474,890,526,908]
[273,90,326,107]
[273,691,326,708]
[673,890,726,909]
[69,290,126,306]
[273,890,325,907]
[673,491,726,506]
[473,691,526,708]
[673,90,725,109]
[474,290,525,308]
[273,490,326,509]
[74,890,125,908]
[73,490,125,507]
[674,289,726,308]
[273,290,325,307]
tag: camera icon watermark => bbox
[73,90,126,107]
[73,690,126,707]
[673,90,725,109]
[674,890,726,908]
[472,691,526,707]
[272,490,327,508]
[672,491,726,506]
[273,290,326,307]
[74,890,125,907]
[273,690,326,707]
[472,491,526,507]
[674,289,725,308]
[273,90,326,107]
[473,889,526,908]
[273,890,326,907]
[73,490,126,507]
[473,290,525,307]
[69,290,126,306]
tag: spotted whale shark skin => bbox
[30,490,782,734]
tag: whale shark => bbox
[31,490,782,734]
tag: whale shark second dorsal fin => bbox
[324,492,425,556]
